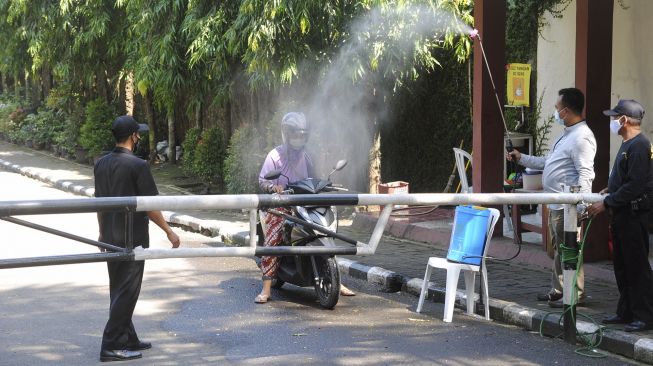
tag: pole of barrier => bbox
[249,209,257,248]
[0,216,124,252]
[0,193,607,216]
[0,252,133,269]
[0,193,607,269]
[563,184,580,344]
[125,209,134,252]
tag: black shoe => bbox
[126,341,152,351]
[602,314,631,325]
[624,320,653,332]
[100,349,142,362]
[537,291,562,302]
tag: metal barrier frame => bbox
[0,192,603,267]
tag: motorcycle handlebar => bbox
[275,186,348,194]
[327,186,349,192]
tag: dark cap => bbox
[111,115,149,138]
[603,99,646,120]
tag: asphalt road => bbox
[0,170,640,365]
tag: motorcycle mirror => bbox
[334,160,348,171]
[264,169,283,180]
[328,159,348,181]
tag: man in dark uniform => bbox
[588,99,653,332]
[95,115,181,361]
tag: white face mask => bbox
[609,117,623,135]
[553,108,565,126]
[289,137,306,150]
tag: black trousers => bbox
[611,209,653,323]
[101,260,145,350]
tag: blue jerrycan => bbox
[446,206,491,266]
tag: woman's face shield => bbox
[284,127,309,149]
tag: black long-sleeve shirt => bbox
[605,133,653,208]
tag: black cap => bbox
[603,99,646,120]
[111,115,149,139]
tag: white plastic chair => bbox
[453,148,473,194]
[453,148,512,231]
[416,207,500,323]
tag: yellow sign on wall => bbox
[506,63,531,107]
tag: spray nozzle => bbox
[469,28,479,39]
[506,139,514,153]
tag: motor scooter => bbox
[258,160,348,309]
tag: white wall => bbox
[536,0,653,164]
[536,1,576,150]
[612,1,653,146]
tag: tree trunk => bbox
[96,68,110,104]
[368,130,381,194]
[144,92,157,163]
[167,108,177,164]
[39,69,45,103]
[250,91,258,128]
[32,71,41,108]
[24,71,29,103]
[125,73,135,116]
[1,72,6,95]
[43,68,52,98]
[225,100,232,138]
[14,70,20,100]
[194,101,203,130]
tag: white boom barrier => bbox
[0,193,605,266]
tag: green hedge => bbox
[224,125,266,194]
[78,99,115,157]
[181,127,201,176]
[181,126,228,187]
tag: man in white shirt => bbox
[507,88,596,307]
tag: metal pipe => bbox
[0,197,136,216]
[133,247,254,260]
[267,209,359,245]
[249,209,257,248]
[358,205,394,255]
[140,193,602,210]
[0,252,133,269]
[563,185,580,344]
[475,33,510,135]
[0,193,606,216]
[132,245,357,261]
[0,216,124,252]
[355,193,604,206]
[137,195,260,212]
[126,210,134,252]
[256,246,357,256]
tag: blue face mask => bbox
[553,108,566,126]
[609,117,624,135]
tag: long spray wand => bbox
[469,29,513,152]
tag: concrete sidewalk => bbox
[1,140,653,364]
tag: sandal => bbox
[254,294,270,304]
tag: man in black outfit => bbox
[588,99,653,332]
[95,115,181,361]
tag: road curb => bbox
[1,157,652,364]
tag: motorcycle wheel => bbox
[313,256,340,309]
[271,278,285,289]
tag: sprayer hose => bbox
[538,217,607,358]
